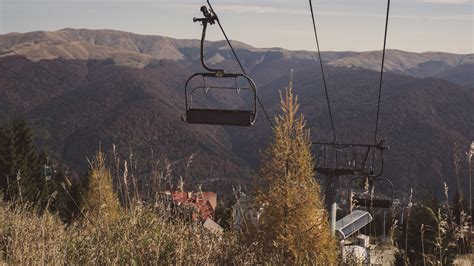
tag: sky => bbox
[0,0,472,53]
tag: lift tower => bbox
[313,141,388,234]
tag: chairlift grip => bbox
[194,5,223,74]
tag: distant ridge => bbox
[0,28,472,75]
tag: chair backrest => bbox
[183,72,257,126]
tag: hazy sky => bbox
[0,0,472,53]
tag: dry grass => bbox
[2,148,471,264]
[0,200,261,264]
[0,150,270,264]
[0,203,67,264]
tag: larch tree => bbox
[83,150,121,222]
[253,79,337,264]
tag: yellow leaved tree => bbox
[253,78,337,264]
[83,150,121,223]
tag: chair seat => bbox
[352,197,392,208]
[185,108,255,126]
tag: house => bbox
[170,191,217,222]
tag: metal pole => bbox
[331,201,337,236]
[400,206,404,225]
[325,174,338,235]
[469,157,472,221]
[383,209,386,236]
[469,142,473,252]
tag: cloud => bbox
[417,0,472,4]
[173,3,472,22]
[172,3,307,15]
[392,14,472,21]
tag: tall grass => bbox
[0,203,66,264]
[0,154,257,264]
[0,148,325,264]
[0,199,262,264]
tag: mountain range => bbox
[1,28,472,87]
[0,28,472,198]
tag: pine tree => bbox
[12,120,38,179]
[83,150,121,222]
[0,121,18,199]
[0,119,42,201]
[252,80,337,264]
[0,119,69,214]
[0,124,13,197]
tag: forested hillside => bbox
[0,29,472,197]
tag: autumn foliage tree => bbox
[252,80,337,263]
[83,150,121,222]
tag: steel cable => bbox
[207,0,274,128]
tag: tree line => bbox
[0,119,85,222]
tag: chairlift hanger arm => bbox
[194,6,224,75]
[368,140,387,178]
[361,145,385,178]
[373,148,385,177]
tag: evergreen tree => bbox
[0,121,18,199]
[12,120,39,179]
[0,119,69,214]
[24,150,49,206]
[83,150,121,222]
[0,119,42,201]
[252,81,337,264]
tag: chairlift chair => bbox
[349,176,394,209]
[313,141,388,177]
[182,5,257,126]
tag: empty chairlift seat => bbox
[186,108,255,126]
[181,5,258,127]
[183,72,257,126]
[351,193,393,208]
[349,176,394,209]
